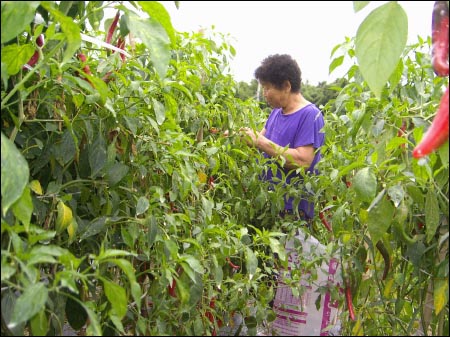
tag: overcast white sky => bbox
[161,1,432,85]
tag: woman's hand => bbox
[239,127,259,147]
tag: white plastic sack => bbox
[271,230,342,336]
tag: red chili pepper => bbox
[106,10,120,44]
[36,34,44,47]
[319,211,332,232]
[226,257,240,270]
[205,297,222,336]
[24,34,45,68]
[76,53,94,87]
[345,280,356,321]
[397,120,407,149]
[413,87,449,158]
[168,279,177,298]
[77,53,92,75]
[26,51,40,67]
[431,1,449,77]
[208,176,215,190]
[116,36,126,62]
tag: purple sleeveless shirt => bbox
[262,104,325,219]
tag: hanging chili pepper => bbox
[412,87,449,158]
[106,10,120,44]
[345,279,356,321]
[77,53,92,75]
[397,120,407,149]
[431,1,449,77]
[226,257,240,270]
[24,34,45,68]
[116,36,126,62]
[319,211,332,232]
[77,53,94,87]
[376,240,390,280]
[205,297,222,336]
[168,279,177,298]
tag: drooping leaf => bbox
[425,189,440,243]
[353,1,370,13]
[434,278,448,315]
[152,98,166,125]
[106,162,129,186]
[136,196,149,216]
[353,167,377,203]
[8,283,48,330]
[355,2,407,98]
[138,1,176,45]
[1,44,35,75]
[89,134,107,177]
[125,11,170,79]
[1,132,29,216]
[11,186,33,231]
[55,200,73,234]
[40,2,81,65]
[245,246,258,277]
[29,180,43,195]
[367,194,395,245]
[102,278,127,319]
[1,1,40,44]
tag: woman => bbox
[240,53,325,223]
[239,54,337,336]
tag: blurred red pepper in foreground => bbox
[431,1,449,76]
[413,87,449,158]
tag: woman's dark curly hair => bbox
[254,54,302,93]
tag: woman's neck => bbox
[281,93,310,114]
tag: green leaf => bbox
[136,196,150,216]
[65,294,88,330]
[97,250,136,261]
[106,259,141,308]
[181,255,204,275]
[106,162,129,186]
[79,216,108,240]
[1,132,30,216]
[138,1,176,45]
[1,1,40,44]
[387,184,404,208]
[30,309,48,336]
[1,44,35,75]
[353,167,377,202]
[269,237,286,262]
[8,283,48,329]
[329,55,344,75]
[434,278,448,315]
[102,278,127,319]
[353,1,370,13]
[425,189,439,243]
[89,135,107,177]
[125,11,170,79]
[245,247,258,277]
[355,2,407,98]
[11,186,33,231]
[367,194,394,245]
[1,290,26,335]
[152,98,166,125]
[55,200,73,234]
[40,2,81,65]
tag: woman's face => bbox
[260,81,287,108]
